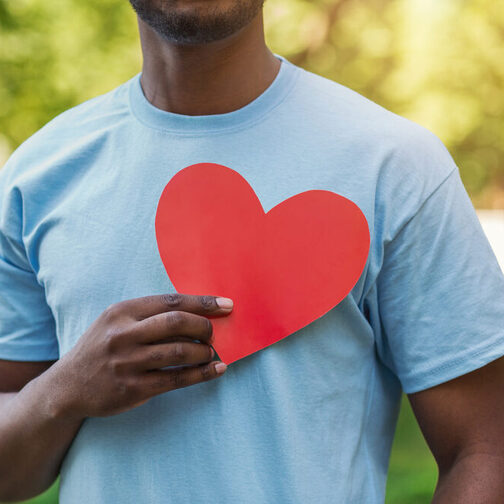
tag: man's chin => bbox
[129,0,264,45]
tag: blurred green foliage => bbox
[266,0,504,208]
[1,0,503,206]
[386,398,437,503]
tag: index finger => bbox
[121,293,233,320]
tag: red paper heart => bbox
[155,163,370,364]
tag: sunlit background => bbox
[1,0,503,503]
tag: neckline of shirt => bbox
[127,53,299,135]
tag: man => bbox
[0,1,503,502]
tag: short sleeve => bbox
[375,168,504,393]
[0,164,59,361]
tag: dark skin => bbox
[137,9,281,116]
[0,1,503,502]
[411,357,504,502]
[0,294,233,500]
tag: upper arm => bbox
[0,158,60,364]
[408,355,504,474]
[0,359,56,393]
[373,167,504,394]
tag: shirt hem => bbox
[401,336,504,394]
[0,343,59,362]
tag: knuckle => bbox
[169,372,187,389]
[161,293,182,308]
[165,311,186,332]
[117,383,140,405]
[102,302,123,322]
[103,326,125,354]
[200,295,217,311]
[115,382,128,400]
[150,377,166,390]
[125,379,142,400]
[200,364,213,382]
[114,377,133,399]
[168,342,186,363]
[204,318,213,339]
[148,350,164,362]
[108,357,128,376]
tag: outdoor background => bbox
[1,0,503,502]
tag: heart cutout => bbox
[155,163,370,364]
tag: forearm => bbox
[0,364,84,502]
[432,452,504,503]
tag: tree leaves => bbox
[1,0,502,206]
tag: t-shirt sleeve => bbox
[375,167,504,394]
[0,162,59,361]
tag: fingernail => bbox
[216,297,233,310]
[215,362,227,374]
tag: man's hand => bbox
[0,293,233,501]
[47,293,233,420]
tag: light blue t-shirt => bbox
[1,54,504,503]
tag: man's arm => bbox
[0,293,231,502]
[0,360,84,501]
[409,356,504,503]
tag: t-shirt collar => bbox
[128,53,298,135]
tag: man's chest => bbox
[26,144,377,355]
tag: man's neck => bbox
[137,10,280,116]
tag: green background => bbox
[2,0,504,207]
